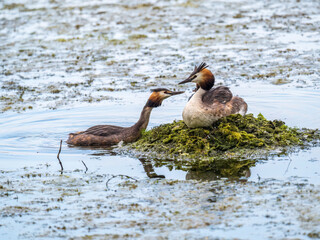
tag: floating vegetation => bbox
[1,164,319,239]
[126,114,320,172]
[0,79,115,113]
[1,0,320,238]
[128,34,148,40]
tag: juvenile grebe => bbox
[67,88,184,146]
[179,62,247,128]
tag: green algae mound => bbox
[127,114,319,175]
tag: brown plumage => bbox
[179,62,248,128]
[67,88,184,146]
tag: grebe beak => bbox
[179,75,196,84]
[168,90,184,95]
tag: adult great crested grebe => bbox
[67,88,184,146]
[179,62,247,128]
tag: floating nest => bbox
[123,114,320,176]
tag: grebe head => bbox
[146,88,184,107]
[179,62,215,90]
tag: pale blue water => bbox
[1,0,320,238]
[1,84,319,183]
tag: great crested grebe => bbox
[179,62,247,128]
[67,88,184,146]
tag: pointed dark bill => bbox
[168,91,184,95]
[179,76,195,84]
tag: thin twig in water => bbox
[57,140,64,173]
[81,160,88,173]
[284,155,293,175]
[106,175,138,190]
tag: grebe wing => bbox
[202,86,233,104]
[83,125,125,136]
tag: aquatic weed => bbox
[127,114,320,172]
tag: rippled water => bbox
[1,83,319,181]
[1,0,320,239]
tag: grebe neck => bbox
[131,105,153,132]
[191,87,207,100]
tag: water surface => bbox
[1,0,320,239]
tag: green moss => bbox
[233,13,245,18]
[128,34,148,40]
[252,72,277,79]
[3,3,25,10]
[126,114,320,173]
[56,38,68,42]
[132,113,310,153]
[109,39,126,45]
[272,78,291,85]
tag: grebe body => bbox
[67,88,183,146]
[179,63,247,128]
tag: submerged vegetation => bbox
[127,114,320,174]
